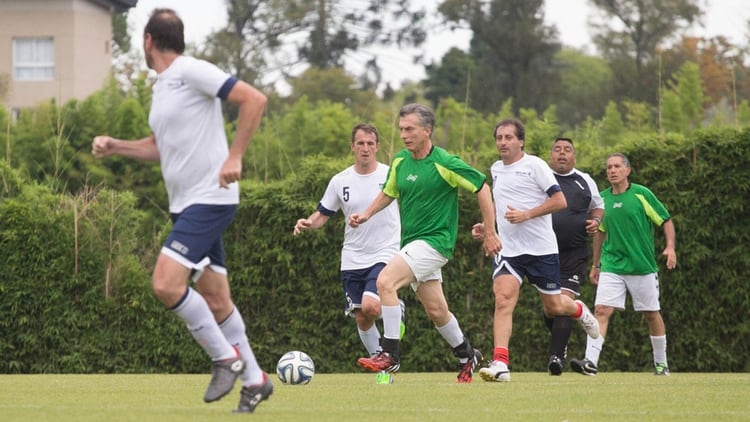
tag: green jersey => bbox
[600,183,671,275]
[383,146,486,259]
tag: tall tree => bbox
[199,0,427,90]
[589,0,703,101]
[436,0,561,114]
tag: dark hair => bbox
[554,137,573,146]
[399,103,435,135]
[553,137,575,151]
[608,152,631,168]
[144,8,185,54]
[494,118,525,141]
[351,123,380,144]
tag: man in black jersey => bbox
[546,137,604,375]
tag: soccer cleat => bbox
[204,349,246,402]
[457,348,483,383]
[574,300,600,339]
[548,355,564,376]
[399,299,406,340]
[654,362,671,376]
[358,351,400,373]
[570,358,598,376]
[233,372,274,413]
[478,360,510,382]
[375,371,394,384]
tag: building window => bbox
[12,37,55,81]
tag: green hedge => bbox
[0,129,748,374]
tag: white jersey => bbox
[319,163,400,270]
[491,153,560,257]
[149,55,237,213]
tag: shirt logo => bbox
[575,181,585,190]
[166,79,186,89]
[613,202,623,208]
[406,174,418,182]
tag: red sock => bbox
[493,347,509,365]
[571,302,583,319]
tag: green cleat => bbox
[375,371,393,384]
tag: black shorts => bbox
[558,247,588,296]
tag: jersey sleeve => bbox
[382,156,404,199]
[317,176,341,216]
[581,171,604,211]
[532,157,560,195]
[435,151,486,193]
[637,186,671,226]
[183,58,233,99]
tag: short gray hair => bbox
[608,152,631,168]
[399,103,435,133]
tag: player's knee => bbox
[360,302,381,320]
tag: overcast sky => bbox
[128,0,750,90]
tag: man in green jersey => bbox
[349,103,501,383]
[570,153,677,376]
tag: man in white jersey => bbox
[472,118,600,382]
[293,123,402,383]
[91,8,271,413]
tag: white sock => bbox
[381,305,401,340]
[172,288,235,361]
[584,335,605,365]
[650,335,668,365]
[219,307,264,386]
[358,324,381,356]
[435,314,464,348]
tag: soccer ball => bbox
[276,351,315,385]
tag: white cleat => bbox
[575,300,600,339]
[478,361,510,382]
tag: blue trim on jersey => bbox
[546,184,562,196]
[217,76,239,100]
[317,203,336,217]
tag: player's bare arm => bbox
[477,183,501,256]
[662,219,677,269]
[349,191,394,228]
[504,190,567,224]
[293,212,330,235]
[91,134,160,161]
[220,80,268,188]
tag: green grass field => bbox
[1,372,748,421]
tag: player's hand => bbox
[589,267,600,285]
[663,247,677,269]
[294,218,311,235]
[504,205,528,224]
[483,231,501,257]
[219,156,242,189]
[349,213,368,228]
[584,218,599,236]
[91,136,114,158]
[471,223,485,240]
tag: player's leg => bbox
[480,257,522,382]
[356,255,414,373]
[628,273,670,375]
[571,271,624,375]
[342,268,381,356]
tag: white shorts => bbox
[595,272,661,311]
[398,240,446,292]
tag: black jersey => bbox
[552,169,601,251]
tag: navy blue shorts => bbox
[341,263,386,316]
[493,253,561,294]
[162,204,237,272]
